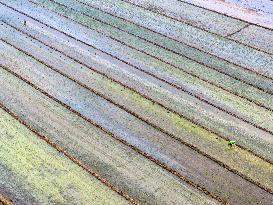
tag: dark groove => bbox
[8,0,273,97]
[2,37,272,194]
[69,0,273,79]
[0,77,139,205]
[55,0,273,104]
[176,0,273,32]
[122,0,273,55]
[3,2,273,137]
[0,64,227,205]
[1,14,272,166]
[225,24,250,37]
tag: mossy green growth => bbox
[0,108,128,205]
[228,140,236,146]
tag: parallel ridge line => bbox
[72,0,273,80]
[55,0,273,101]
[176,0,273,32]
[2,18,273,166]
[3,3,273,137]
[0,88,139,205]
[33,0,273,117]
[70,0,273,89]
[2,37,272,194]
[122,0,273,55]
[0,193,13,205]
[0,64,227,205]
[6,0,273,95]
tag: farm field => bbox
[0,0,272,204]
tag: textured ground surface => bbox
[0,0,272,204]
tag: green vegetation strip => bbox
[0,29,272,193]
[34,0,273,111]
[3,0,273,164]
[0,108,130,205]
[0,66,221,205]
[24,0,273,136]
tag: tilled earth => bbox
[0,0,272,205]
